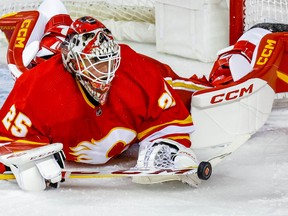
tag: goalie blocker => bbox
[0,143,65,191]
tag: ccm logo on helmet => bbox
[210,84,253,104]
[15,19,31,48]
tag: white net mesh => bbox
[0,0,156,43]
[0,0,155,23]
[245,0,288,31]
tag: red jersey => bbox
[0,44,195,164]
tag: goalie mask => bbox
[61,16,121,105]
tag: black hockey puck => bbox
[197,161,212,180]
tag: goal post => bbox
[229,0,245,45]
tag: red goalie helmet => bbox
[61,16,121,105]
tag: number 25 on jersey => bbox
[2,104,32,137]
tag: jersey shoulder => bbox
[119,44,168,82]
[16,54,71,89]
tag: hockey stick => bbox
[197,134,251,180]
[208,134,251,167]
[0,134,250,181]
[0,166,198,180]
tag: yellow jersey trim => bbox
[138,115,192,140]
[76,80,95,109]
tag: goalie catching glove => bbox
[132,139,201,187]
[0,143,65,191]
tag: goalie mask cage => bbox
[1,0,288,56]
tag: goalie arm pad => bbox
[0,143,65,191]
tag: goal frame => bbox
[229,0,245,45]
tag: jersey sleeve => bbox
[0,66,53,153]
[134,56,195,148]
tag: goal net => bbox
[0,0,155,22]
[0,0,156,43]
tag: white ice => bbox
[0,41,288,216]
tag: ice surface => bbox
[0,42,288,216]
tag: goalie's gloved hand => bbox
[0,143,65,191]
[133,139,201,187]
[135,138,198,169]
